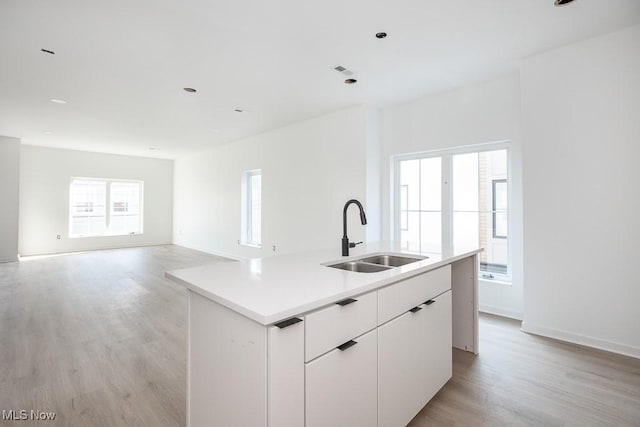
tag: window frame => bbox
[241,169,262,248]
[391,141,511,282]
[68,177,144,238]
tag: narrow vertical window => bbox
[242,169,262,246]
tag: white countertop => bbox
[165,242,481,326]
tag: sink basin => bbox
[358,254,426,267]
[328,261,393,273]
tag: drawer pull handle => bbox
[336,298,357,306]
[425,299,436,306]
[409,306,423,313]
[337,340,358,351]
[274,317,303,329]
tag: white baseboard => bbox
[479,304,523,320]
[0,256,19,263]
[171,242,246,261]
[18,242,172,258]
[521,321,640,360]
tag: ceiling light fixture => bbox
[183,87,197,93]
[50,98,67,104]
[41,48,55,55]
[375,32,387,39]
[344,79,358,84]
[44,131,53,135]
[554,0,575,5]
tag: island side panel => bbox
[188,290,268,427]
[267,322,304,427]
[451,254,479,354]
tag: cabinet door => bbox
[305,330,377,427]
[378,290,452,427]
[423,290,452,402]
[378,306,430,427]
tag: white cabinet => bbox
[423,290,453,402]
[267,320,304,427]
[305,330,377,427]
[378,290,452,427]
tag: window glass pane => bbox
[452,148,509,277]
[452,153,478,212]
[480,211,508,275]
[250,173,261,244]
[400,212,420,251]
[399,159,419,211]
[453,211,479,248]
[420,158,441,211]
[70,180,106,237]
[420,212,441,253]
[110,182,142,235]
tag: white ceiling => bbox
[1,0,639,159]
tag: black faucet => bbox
[342,199,367,256]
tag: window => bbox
[394,145,510,280]
[69,178,143,237]
[241,170,261,246]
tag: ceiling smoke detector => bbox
[554,0,575,5]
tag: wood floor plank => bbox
[1,245,639,426]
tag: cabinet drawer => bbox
[378,265,451,325]
[305,291,377,362]
[305,330,377,427]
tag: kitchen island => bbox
[166,243,481,427]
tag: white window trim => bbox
[391,140,512,283]
[68,177,144,238]
[240,169,262,248]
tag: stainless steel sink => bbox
[327,261,393,273]
[358,254,426,267]
[326,253,426,273]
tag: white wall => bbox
[173,106,371,259]
[521,25,640,358]
[0,135,20,262]
[381,73,524,319]
[19,145,174,256]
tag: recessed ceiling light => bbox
[183,87,197,93]
[44,131,53,135]
[554,0,575,5]
[375,32,387,39]
[41,48,55,55]
[50,98,67,104]
[344,79,358,85]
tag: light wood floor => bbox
[1,245,639,426]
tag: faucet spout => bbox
[342,199,367,256]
